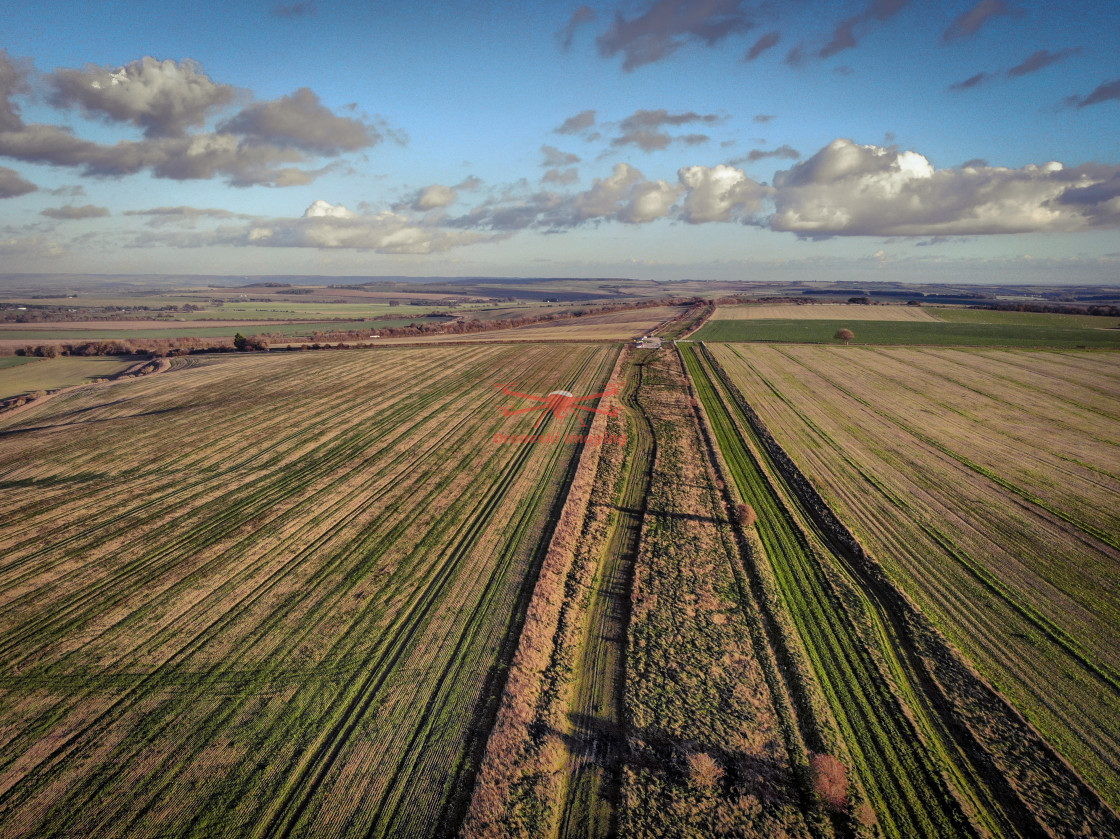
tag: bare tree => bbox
[736,502,757,528]
[686,752,724,791]
[810,753,848,812]
[834,328,854,345]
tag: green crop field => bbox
[928,306,1120,329]
[707,343,1120,823]
[0,356,137,398]
[692,303,1120,347]
[0,344,619,838]
[689,317,1120,347]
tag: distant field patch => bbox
[0,355,135,398]
[381,306,682,343]
[927,306,1120,329]
[0,317,450,343]
[0,319,327,332]
[691,317,1120,347]
[711,303,940,321]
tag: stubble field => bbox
[708,343,1120,814]
[0,343,619,838]
[709,304,940,322]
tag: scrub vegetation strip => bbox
[461,349,628,839]
[617,348,817,839]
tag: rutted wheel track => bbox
[556,354,653,839]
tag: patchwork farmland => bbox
[2,281,1119,838]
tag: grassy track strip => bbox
[617,349,815,838]
[555,355,651,839]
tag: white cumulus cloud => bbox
[678,164,770,223]
[303,199,355,218]
[770,138,1118,237]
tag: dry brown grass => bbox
[809,753,848,813]
[618,350,813,838]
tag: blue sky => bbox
[1,0,1118,283]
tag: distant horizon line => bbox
[1,272,1117,291]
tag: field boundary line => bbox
[0,356,171,422]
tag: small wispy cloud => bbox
[949,72,992,91]
[610,109,721,152]
[943,0,1018,41]
[1064,77,1120,108]
[596,0,755,72]
[820,0,908,60]
[745,31,780,61]
[1007,47,1080,77]
[41,204,110,220]
[555,109,597,135]
[951,47,1080,92]
[559,6,596,50]
[0,165,36,198]
[541,144,581,167]
[273,2,314,18]
[746,144,800,161]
